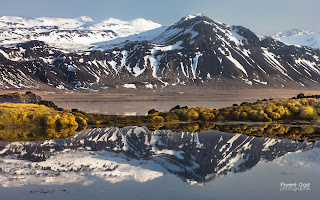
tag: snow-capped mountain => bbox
[0,126,318,186]
[0,16,162,51]
[0,14,320,90]
[273,29,320,49]
[0,16,94,29]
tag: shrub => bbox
[289,106,300,114]
[275,106,286,116]
[299,106,318,120]
[269,112,281,120]
[42,114,59,127]
[0,123,5,130]
[186,109,199,121]
[75,116,88,128]
[173,109,188,121]
[200,112,215,121]
[216,115,226,121]
[152,116,165,123]
[160,112,179,122]
[248,110,258,121]
[240,112,248,121]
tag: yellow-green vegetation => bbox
[0,103,80,142]
[147,98,320,123]
[212,123,320,142]
[149,107,215,123]
[147,122,216,133]
[71,110,145,127]
[70,107,215,127]
[0,103,78,128]
[0,127,77,142]
[2,95,320,142]
[215,98,320,122]
[3,95,320,131]
[69,98,320,129]
[144,121,319,141]
[146,122,319,142]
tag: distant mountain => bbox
[0,16,162,51]
[273,29,320,49]
[0,14,320,90]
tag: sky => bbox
[0,0,319,35]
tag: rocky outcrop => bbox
[0,91,42,103]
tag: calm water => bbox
[55,100,250,115]
[0,127,319,200]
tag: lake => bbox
[55,100,252,115]
[0,126,319,200]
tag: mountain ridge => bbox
[0,14,320,90]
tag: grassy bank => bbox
[2,92,320,128]
[72,97,320,126]
[1,92,320,142]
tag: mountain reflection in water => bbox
[0,126,319,187]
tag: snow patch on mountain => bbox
[123,83,136,89]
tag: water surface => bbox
[56,100,249,115]
[0,126,319,199]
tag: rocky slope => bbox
[0,14,320,90]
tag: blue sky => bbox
[0,0,319,35]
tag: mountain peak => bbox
[95,17,160,26]
[153,14,236,47]
[89,17,161,35]
[77,16,94,22]
[172,14,225,30]
[183,13,207,21]
[177,13,213,24]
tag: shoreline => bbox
[1,88,320,103]
[2,88,320,115]
[1,91,320,142]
